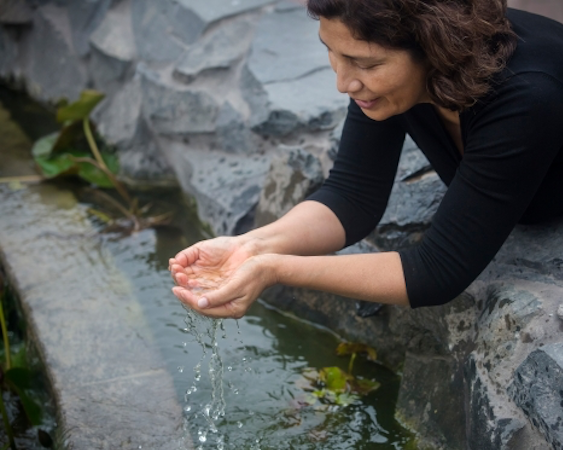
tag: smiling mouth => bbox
[353,98,379,109]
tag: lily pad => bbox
[336,342,377,362]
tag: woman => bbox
[170,0,563,318]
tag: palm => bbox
[171,237,253,291]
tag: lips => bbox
[354,98,379,109]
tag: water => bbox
[0,85,417,449]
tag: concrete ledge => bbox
[0,183,192,449]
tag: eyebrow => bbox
[318,34,381,63]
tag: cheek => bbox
[327,52,337,72]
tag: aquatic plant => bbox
[294,342,381,409]
[31,90,172,233]
[0,279,49,449]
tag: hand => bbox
[169,237,275,318]
[172,254,277,319]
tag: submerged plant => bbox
[31,90,172,233]
[0,282,46,450]
[293,342,381,409]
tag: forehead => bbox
[318,16,386,56]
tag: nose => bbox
[333,61,362,95]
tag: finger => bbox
[174,246,200,267]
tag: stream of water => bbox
[0,85,418,450]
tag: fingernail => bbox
[198,297,209,308]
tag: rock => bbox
[215,101,253,154]
[119,116,176,184]
[558,304,563,320]
[247,5,328,84]
[254,145,324,227]
[89,0,136,92]
[0,0,33,24]
[67,0,112,56]
[510,342,563,449]
[245,66,348,136]
[173,18,253,84]
[139,64,219,135]
[165,142,271,235]
[244,6,348,136]
[369,137,447,250]
[22,4,87,102]
[175,0,276,26]
[0,25,17,77]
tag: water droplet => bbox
[237,421,243,428]
[199,435,207,443]
[227,366,233,371]
[177,366,184,373]
[184,405,191,413]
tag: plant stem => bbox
[0,296,11,371]
[0,393,17,450]
[348,353,357,376]
[82,119,132,205]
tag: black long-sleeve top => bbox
[308,9,563,308]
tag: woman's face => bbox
[319,17,431,121]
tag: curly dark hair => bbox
[307,0,517,111]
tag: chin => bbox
[361,108,393,122]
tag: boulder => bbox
[139,63,219,136]
[254,145,324,227]
[510,343,563,449]
[173,17,253,84]
[67,0,112,56]
[164,142,271,235]
[21,4,87,101]
[0,24,17,78]
[89,0,136,92]
[215,101,254,154]
[244,5,348,136]
[0,0,33,24]
[369,136,447,250]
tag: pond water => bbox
[0,85,417,449]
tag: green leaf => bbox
[76,153,118,187]
[336,342,377,362]
[56,90,105,123]
[31,133,59,158]
[14,388,41,426]
[319,367,349,393]
[335,392,360,407]
[351,377,381,395]
[5,367,33,390]
[10,346,27,369]
[5,368,42,426]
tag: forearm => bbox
[265,251,410,306]
[240,200,346,256]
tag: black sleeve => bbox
[400,73,563,308]
[308,99,405,245]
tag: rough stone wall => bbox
[2,1,563,449]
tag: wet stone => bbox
[509,342,563,449]
[255,146,324,227]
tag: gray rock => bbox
[246,66,348,136]
[93,77,142,149]
[0,0,33,24]
[131,0,197,62]
[510,342,563,449]
[173,18,253,84]
[369,138,447,250]
[67,0,112,56]
[244,6,347,136]
[247,6,328,84]
[255,145,323,227]
[165,142,271,235]
[175,0,276,25]
[119,115,176,183]
[0,24,17,77]
[139,64,219,135]
[89,0,136,63]
[215,101,253,154]
[22,4,87,101]
[558,304,563,320]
